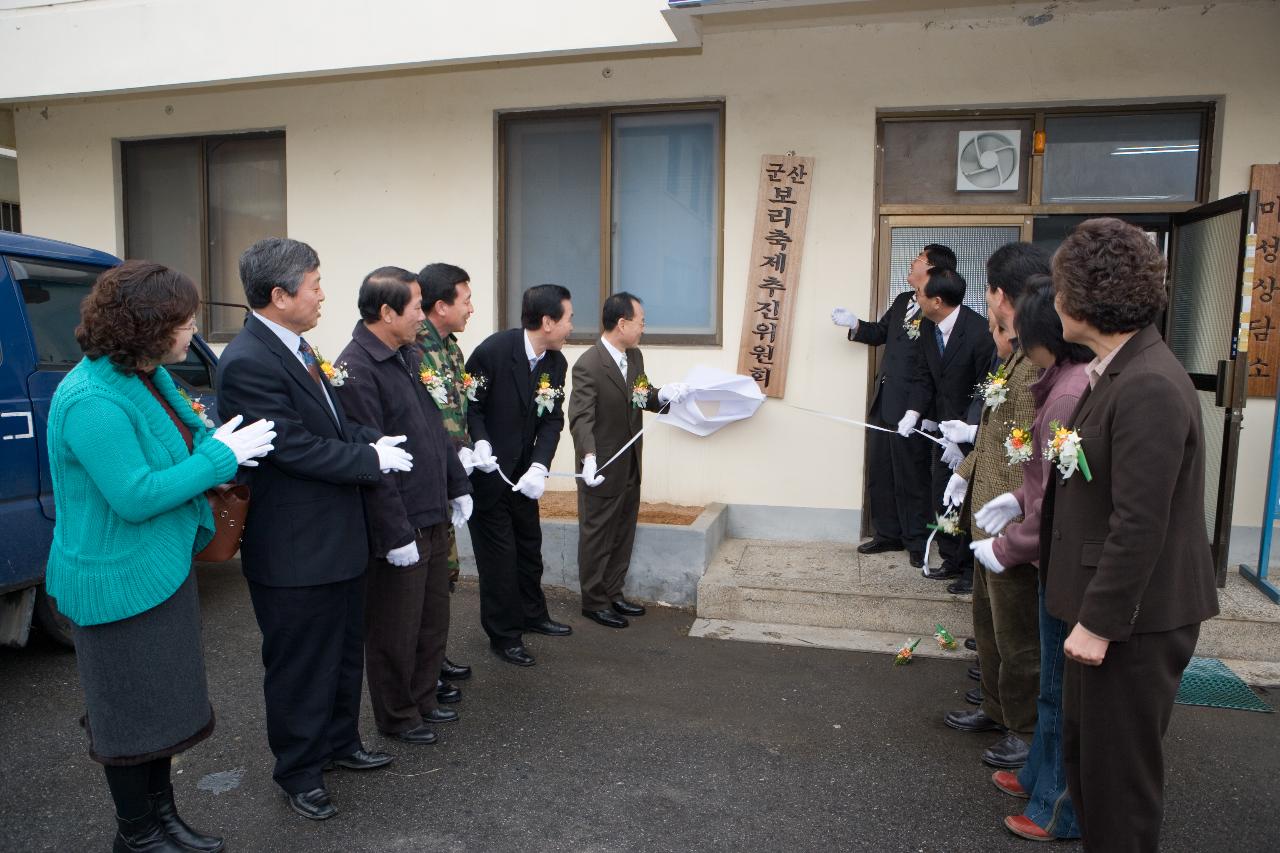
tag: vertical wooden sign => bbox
[737,154,814,398]
[1247,164,1280,398]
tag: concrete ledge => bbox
[727,504,861,543]
[457,502,725,608]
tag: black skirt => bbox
[72,571,215,765]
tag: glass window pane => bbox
[881,119,1033,205]
[123,139,202,291]
[8,257,101,367]
[1042,112,1203,204]
[207,136,286,339]
[503,117,601,333]
[611,110,720,336]
[886,225,1024,317]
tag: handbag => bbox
[195,483,250,562]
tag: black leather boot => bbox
[112,806,188,853]
[148,785,225,852]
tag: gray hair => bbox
[239,237,320,309]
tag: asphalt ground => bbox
[1,563,1277,853]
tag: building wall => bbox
[12,2,1280,527]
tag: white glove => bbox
[450,494,473,528]
[970,538,1008,574]
[831,307,859,329]
[922,419,939,433]
[471,440,500,474]
[657,382,691,406]
[581,454,605,488]
[386,541,419,567]
[974,492,1023,536]
[943,473,968,508]
[458,446,477,475]
[897,410,920,438]
[371,435,413,473]
[939,419,978,445]
[512,463,548,500]
[211,414,276,467]
[941,441,966,470]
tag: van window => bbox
[8,257,103,368]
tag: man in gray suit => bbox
[568,293,688,628]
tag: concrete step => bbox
[696,538,1280,665]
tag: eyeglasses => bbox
[176,321,199,333]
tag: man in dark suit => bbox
[216,238,412,821]
[833,243,955,568]
[333,267,473,746]
[568,292,689,628]
[1042,218,1218,851]
[465,284,574,667]
[903,267,995,593]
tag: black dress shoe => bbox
[113,805,191,851]
[964,637,977,651]
[385,724,438,745]
[285,788,337,821]
[436,679,461,704]
[983,733,1030,769]
[493,644,536,666]
[441,657,472,681]
[149,784,224,852]
[611,598,645,616]
[947,578,974,594]
[968,665,982,681]
[423,708,458,724]
[908,551,925,569]
[525,618,573,636]
[582,608,628,629]
[857,538,904,555]
[965,686,983,706]
[323,749,393,771]
[922,564,962,580]
[944,708,1005,733]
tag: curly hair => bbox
[76,261,200,375]
[1052,218,1167,334]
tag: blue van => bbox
[0,232,222,647]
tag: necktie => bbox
[529,356,539,374]
[298,338,325,386]
[619,353,628,377]
[905,296,919,321]
[934,326,946,355]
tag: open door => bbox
[1165,192,1257,585]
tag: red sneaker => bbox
[1004,815,1057,842]
[991,770,1029,799]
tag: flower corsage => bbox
[176,387,215,429]
[903,315,922,340]
[934,624,958,651]
[460,372,487,403]
[894,638,921,666]
[927,507,964,537]
[1045,420,1092,482]
[1003,424,1034,466]
[313,347,348,387]
[978,363,1009,410]
[534,373,563,416]
[419,367,451,407]
[631,373,652,408]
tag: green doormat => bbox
[1175,657,1273,713]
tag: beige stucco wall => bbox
[12,2,1280,526]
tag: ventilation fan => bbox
[956,130,1021,192]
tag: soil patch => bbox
[540,490,704,526]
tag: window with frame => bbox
[123,132,286,341]
[500,104,723,344]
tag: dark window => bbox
[0,201,19,233]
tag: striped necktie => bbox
[298,338,325,387]
[934,326,946,355]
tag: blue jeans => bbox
[1017,582,1081,839]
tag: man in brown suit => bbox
[568,292,688,628]
[1043,218,1219,852]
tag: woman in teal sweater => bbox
[47,261,274,853]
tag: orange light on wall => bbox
[1033,130,1046,154]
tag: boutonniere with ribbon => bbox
[894,638,921,666]
[1045,420,1093,482]
[631,373,652,408]
[534,373,563,416]
[419,367,451,407]
[313,347,349,387]
[460,372,487,403]
[927,507,964,537]
[1003,423,1034,465]
[978,363,1009,411]
[934,624,959,651]
[176,387,215,429]
[903,316,922,340]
